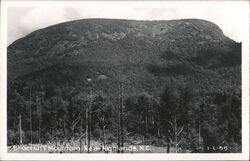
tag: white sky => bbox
[7,1,249,45]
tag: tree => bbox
[159,85,196,152]
[7,90,28,144]
[91,96,112,151]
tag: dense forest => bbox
[7,19,241,153]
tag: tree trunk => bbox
[55,136,58,148]
[63,117,66,136]
[174,117,178,153]
[85,108,88,146]
[198,105,201,146]
[37,97,41,143]
[102,124,106,151]
[19,114,22,145]
[29,88,32,144]
[117,83,121,153]
[14,109,17,132]
[120,83,124,153]
[80,117,82,153]
[157,124,160,138]
[87,94,92,153]
[167,141,170,153]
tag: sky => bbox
[7,1,249,45]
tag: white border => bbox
[0,1,249,160]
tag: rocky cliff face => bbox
[7,18,241,96]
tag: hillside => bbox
[7,19,241,94]
[7,19,241,153]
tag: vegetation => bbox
[7,81,241,153]
[7,19,241,153]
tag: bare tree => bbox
[167,116,184,153]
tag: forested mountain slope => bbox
[7,19,241,153]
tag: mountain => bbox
[7,18,241,96]
[7,19,241,152]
